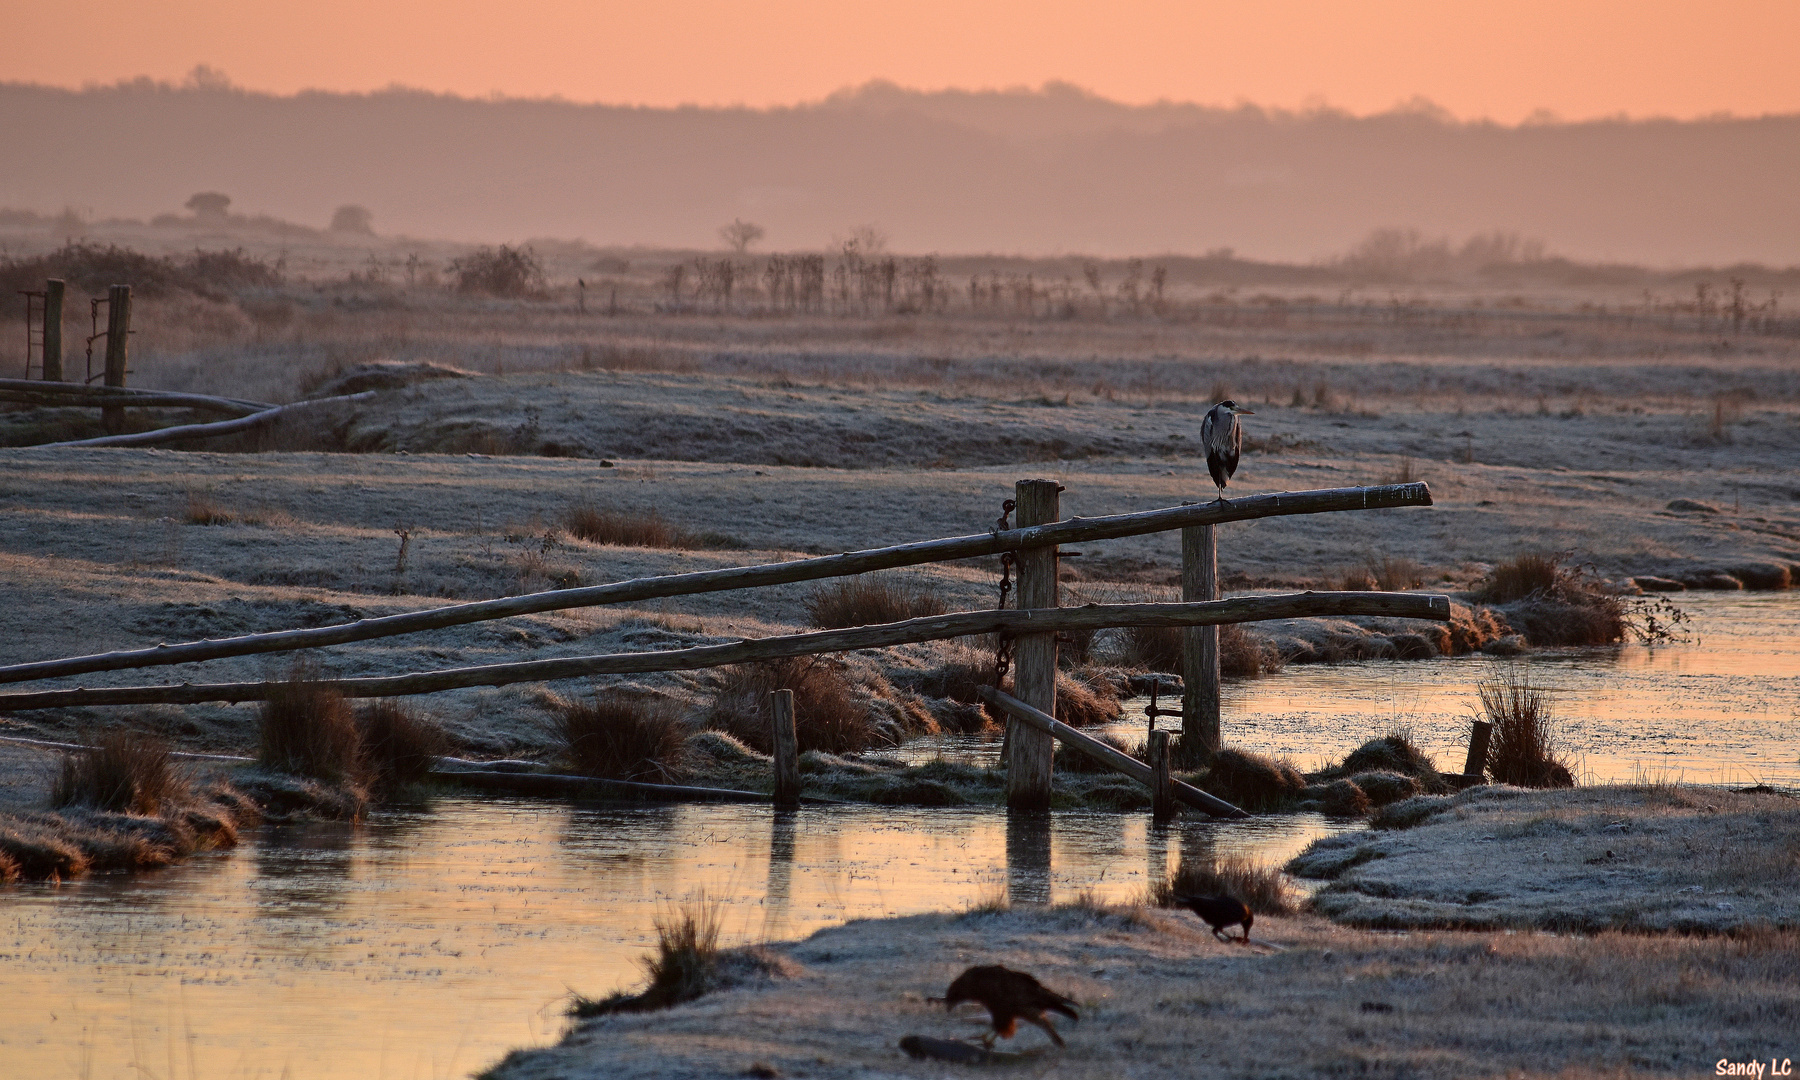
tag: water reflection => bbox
[0,799,1345,1079]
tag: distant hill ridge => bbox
[2,78,1796,265]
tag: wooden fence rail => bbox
[0,483,1432,686]
[0,592,1449,709]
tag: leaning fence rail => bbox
[0,593,1449,709]
[0,482,1431,686]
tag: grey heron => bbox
[1200,399,1255,502]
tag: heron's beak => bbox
[1236,407,1255,415]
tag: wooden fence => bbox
[0,479,1446,815]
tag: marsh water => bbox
[2,592,1794,1078]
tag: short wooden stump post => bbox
[1463,719,1493,780]
[771,688,800,808]
[1150,729,1177,823]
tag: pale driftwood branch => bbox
[0,593,1449,709]
[0,378,272,414]
[0,483,1432,686]
[977,686,1250,819]
[33,391,380,449]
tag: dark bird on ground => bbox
[1175,893,1254,942]
[1200,399,1254,502]
[944,965,1079,1048]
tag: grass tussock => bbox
[1200,746,1307,811]
[357,700,450,791]
[565,502,695,549]
[1150,856,1297,916]
[1122,623,1279,677]
[805,575,946,628]
[558,692,691,782]
[51,728,188,814]
[1471,553,1631,646]
[571,896,723,1015]
[259,674,363,783]
[1121,622,1183,671]
[183,490,236,526]
[1053,667,1123,726]
[1479,671,1575,788]
[709,657,879,755]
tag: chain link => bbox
[989,496,1018,688]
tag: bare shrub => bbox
[565,503,695,549]
[51,729,188,814]
[805,575,946,629]
[449,245,546,297]
[572,895,723,1015]
[259,675,363,782]
[1382,456,1420,485]
[357,700,450,791]
[1479,672,1574,788]
[1202,747,1306,811]
[1150,856,1296,916]
[708,657,877,754]
[558,693,690,782]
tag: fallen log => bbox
[33,390,379,449]
[977,686,1249,819]
[0,483,1433,685]
[0,593,1450,709]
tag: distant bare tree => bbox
[838,224,888,257]
[330,205,375,235]
[719,219,765,253]
[185,192,231,219]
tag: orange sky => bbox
[10,0,1799,122]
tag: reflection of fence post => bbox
[1463,719,1492,779]
[1006,478,1061,810]
[1180,522,1220,765]
[1150,729,1176,822]
[101,284,131,434]
[42,279,64,382]
[771,688,799,808]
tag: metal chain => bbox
[989,496,1018,688]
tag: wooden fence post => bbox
[1180,523,1221,765]
[1463,719,1492,779]
[1006,478,1061,810]
[101,284,131,434]
[771,688,799,807]
[42,279,64,382]
[1150,729,1175,822]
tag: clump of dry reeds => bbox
[1122,623,1279,677]
[558,692,690,782]
[1471,553,1627,646]
[1053,668,1122,727]
[1053,732,1136,773]
[805,575,946,629]
[565,502,696,549]
[1478,671,1574,788]
[571,895,723,1016]
[1150,856,1296,916]
[51,728,188,814]
[708,657,877,755]
[259,675,363,782]
[183,490,235,526]
[1366,556,1425,591]
[357,700,450,791]
[1200,747,1307,811]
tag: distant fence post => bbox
[1462,719,1492,779]
[1006,478,1061,810]
[1150,729,1176,823]
[101,284,131,433]
[771,688,799,808]
[42,279,64,382]
[1180,522,1221,765]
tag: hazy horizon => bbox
[5,75,1799,266]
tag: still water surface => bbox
[1,592,1793,1078]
